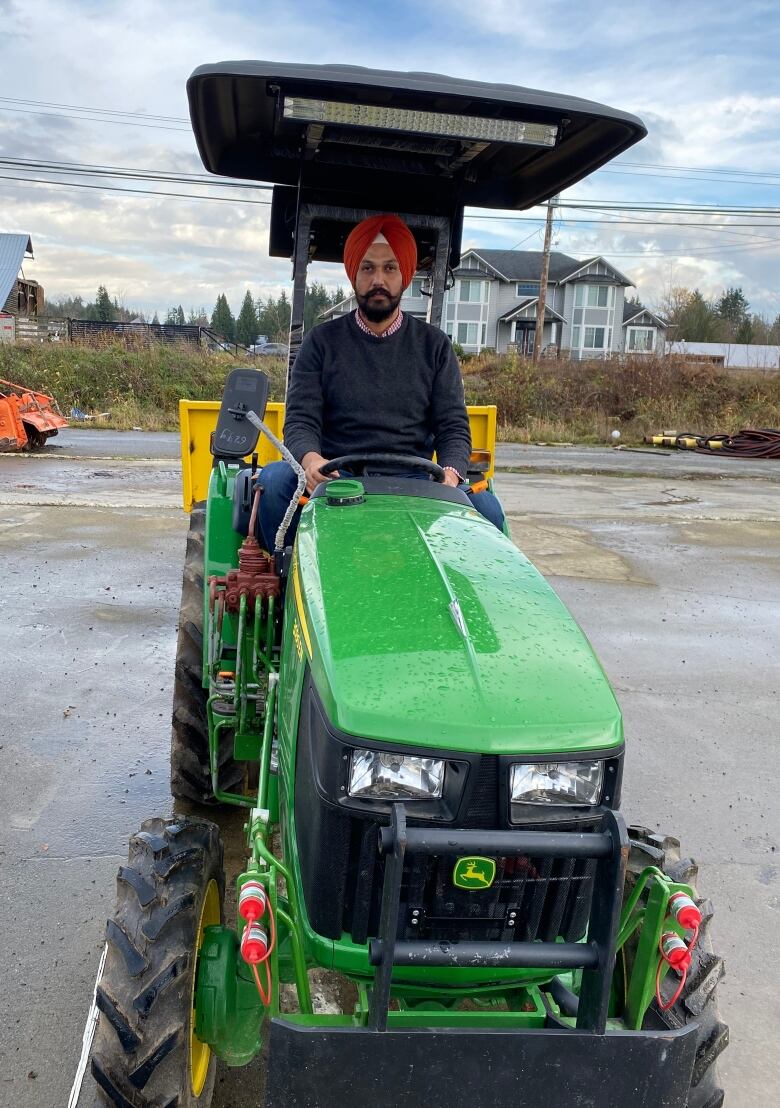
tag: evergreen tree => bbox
[188,307,209,326]
[676,289,720,342]
[95,285,114,322]
[151,311,160,325]
[735,316,755,344]
[303,281,333,331]
[236,290,259,346]
[716,287,750,340]
[176,305,186,326]
[257,291,291,342]
[210,293,235,340]
[165,307,179,325]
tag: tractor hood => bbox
[293,489,621,756]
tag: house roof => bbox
[452,266,494,279]
[499,298,567,324]
[464,248,635,287]
[0,234,33,308]
[465,249,583,282]
[622,302,666,327]
[556,255,634,286]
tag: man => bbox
[258,213,505,549]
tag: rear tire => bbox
[91,816,225,1108]
[170,503,244,804]
[626,826,728,1108]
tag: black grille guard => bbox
[367,805,628,1033]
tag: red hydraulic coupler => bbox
[241,922,270,965]
[668,891,702,931]
[239,880,268,925]
[660,931,692,973]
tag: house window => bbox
[408,278,425,299]
[572,325,580,348]
[516,281,539,297]
[584,326,606,349]
[627,327,656,352]
[574,284,615,308]
[458,279,487,303]
[456,322,486,346]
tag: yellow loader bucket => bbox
[179,400,497,511]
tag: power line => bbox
[1,158,777,260]
[564,202,780,216]
[0,154,229,182]
[3,94,780,189]
[0,173,271,204]
[3,155,780,224]
[620,159,780,181]
[0,156,272,191]
[600,167,780,189]
[0,105,190,132]
[0,95,187,124]
[466,213,780,230]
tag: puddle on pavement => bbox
[678,519,780,549]
[508,516,648,583]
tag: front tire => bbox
[626,826,729,1108]
[91,817,225,1107]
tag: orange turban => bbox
[343,214,418,289]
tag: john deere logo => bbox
[453,856,496,890]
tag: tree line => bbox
[43,286,210,328]
[657,286,780,345]
[209,283,346,346]
[42,283,347,347]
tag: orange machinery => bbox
[0,378,68,451]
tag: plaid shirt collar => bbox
[354,307,404,338]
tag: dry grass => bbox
[462,351,780,443]
[0,341,288,431]
[3,341,778,442]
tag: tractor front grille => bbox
[397,850,596,944]
[344,814,597,946]
[342,757,597,946]
[294,736,598,947]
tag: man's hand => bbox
[441,467,461,488]
[301,452,337,494]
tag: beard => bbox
[356,286,403,322]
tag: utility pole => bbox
[532,195,558,364]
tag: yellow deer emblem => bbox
[453,856,496,889]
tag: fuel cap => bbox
[326,479,365,506]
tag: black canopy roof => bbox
[187,61,646,214]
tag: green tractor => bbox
[91,62,727,1107]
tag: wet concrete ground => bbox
[0,439,778,1106]
[34,425,780,483]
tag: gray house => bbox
[320,248,666,358]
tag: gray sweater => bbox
[283,312,471,478]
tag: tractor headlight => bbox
[510,760,603,809]
[348,749,445,800]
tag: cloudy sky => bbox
[1,0,778,320]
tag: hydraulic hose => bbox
[246,411,307,551]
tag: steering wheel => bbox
[320,453,446,483]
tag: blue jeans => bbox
[257,461,506,550]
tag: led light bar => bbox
[283,97,558,147]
